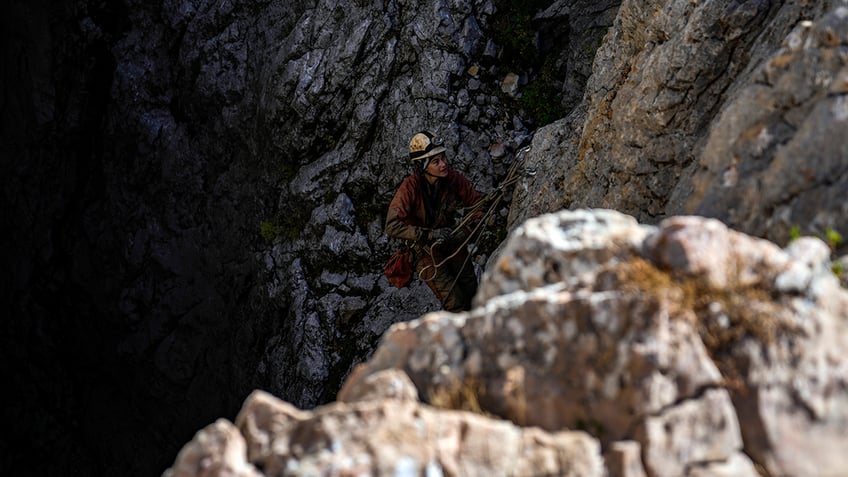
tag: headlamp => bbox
[409,130,447,162]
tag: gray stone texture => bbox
[510,0,848,256]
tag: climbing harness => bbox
[417,144,534,289]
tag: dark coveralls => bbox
[385,167,483,312]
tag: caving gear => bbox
[385,167,481,244]
[386,161,483,312]
[428,228,453,243]
[417,245,478,311]
[386,139,535,312]
[384,247,413,288]
[409,131,446,169]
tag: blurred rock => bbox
[164,419,262,477]
[341,209,848,476]
[224,390,605,477]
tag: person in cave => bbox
[385,130,484,312]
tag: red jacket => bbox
[385,167,483,243]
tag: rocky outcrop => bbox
[230,390,602,477]
[167,209,848,477]
[510,0,848,255]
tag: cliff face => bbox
[511,0,848,251]
[3,0,597,475]
[3,0,846,476]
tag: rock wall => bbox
[510,0,848,255]
[3,0,608,475]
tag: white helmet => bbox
[408,131,446,165]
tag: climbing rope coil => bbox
[418,144,534,285]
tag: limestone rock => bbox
[688,5,848,247]
[510,0,848,257]
[165,209,847,476]
[223,390,605,477]
[342,209,848,476]
[168,208,848,476]
[479,208,654,300]
[164,419,262,477]
[337,368,419,403]
[637,389,757,477]
[605,441,647,477]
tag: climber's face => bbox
[426,153,448,178]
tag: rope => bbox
[418,145,533,284]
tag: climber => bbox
[385,130,484,312]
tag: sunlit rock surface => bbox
[170,209,848,477]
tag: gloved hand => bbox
[428,227,453,244]
[452,227,469,243]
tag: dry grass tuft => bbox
[610,257,799,382]
[427,375,489,415]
